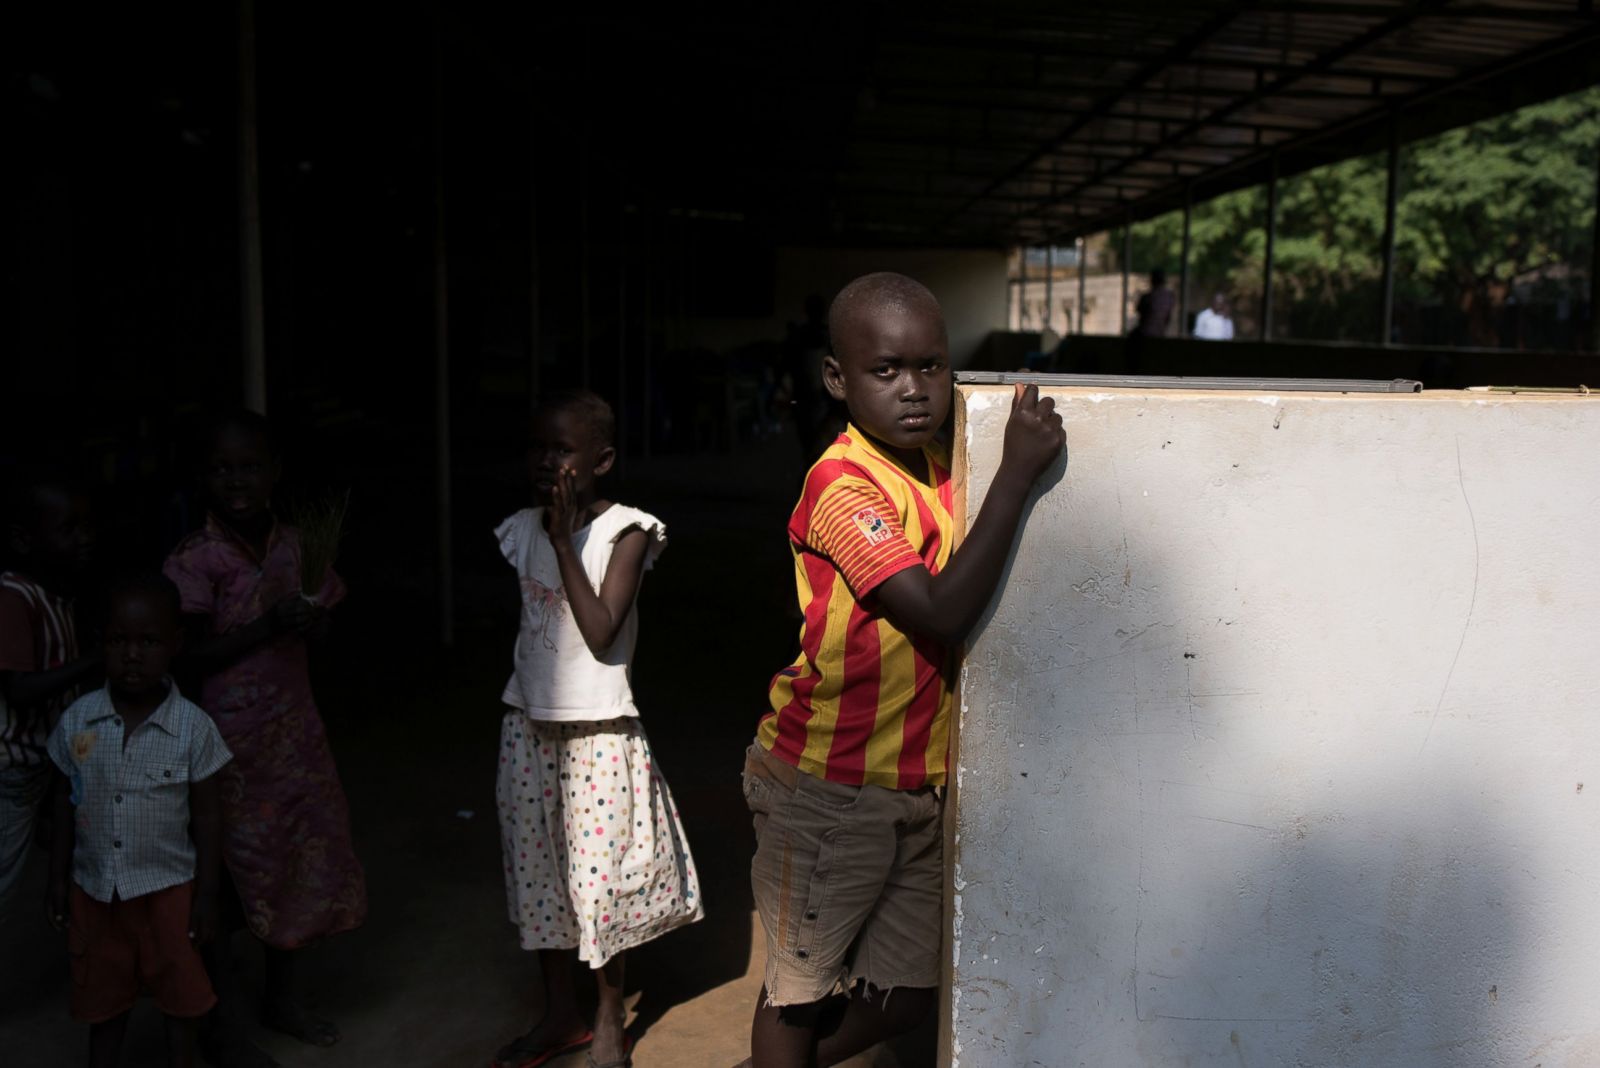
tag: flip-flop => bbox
[584,1035,635,1068]
[491,1030,595,1068]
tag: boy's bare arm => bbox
[47,771,73,930]
[875,384,1065,645]
[1,656,103,711]
[188,772,223,945]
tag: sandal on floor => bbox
[491,1030,594,1068]
[585,1035,635,1068]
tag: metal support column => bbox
[616,197,628,471]
[1076,236,1087,335]
[1018,247,1029,329]
[237,0,266,413]
[580,167,591,387]
[674,212,687,353]
[642,224,654,460]
[1121,216,1132,334]
[1590,136,1600,352]
[1044,244,1054,335]
[528,175,540,415]
[431,29,453,647]
[1178,184,1193,336]
[528,74,540,413]
[1262,151,1278,341]
[578,28,593,388]
[1380,115,1400,345]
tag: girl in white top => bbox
[490,391,701,1068]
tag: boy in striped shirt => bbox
[0,474,100,902]
[742,272,1066,1067]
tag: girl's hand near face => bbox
[546,466,583,544]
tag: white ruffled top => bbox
[495,504,665,722]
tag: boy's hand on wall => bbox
[874,384,1068,645]
[1000,383,1067,486]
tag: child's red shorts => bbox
[67,881,216,1022]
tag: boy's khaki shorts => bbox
[742,743,944,1006]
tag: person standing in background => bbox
[1133,268,1175,338]
[1193,292,1235,340]
[489,390,701,1068]
[164,410,366,1062]
[0,474,99,903]
[46,573,229,1068]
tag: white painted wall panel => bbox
[949,385,1600,1068]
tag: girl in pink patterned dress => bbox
[490,391,701,1068]
[163,410,366,1058]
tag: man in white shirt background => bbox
[1194,292,1235,340]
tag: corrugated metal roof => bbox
[850,1,1600,243]
[469,2,1600,245]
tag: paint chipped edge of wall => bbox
[938,386,1014,1067]
[937,388,970,1068]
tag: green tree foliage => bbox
[1114,86,1599,347]
[1400,88,1598,346]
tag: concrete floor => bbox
[0,436,935,1067]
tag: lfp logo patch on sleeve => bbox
[852,507,893,545]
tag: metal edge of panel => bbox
[937,388,972,1068]
[955,372,1424,393]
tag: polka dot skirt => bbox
[497,712,703,967]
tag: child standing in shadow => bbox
[163,411,366,1065]
[490,390,701,1068]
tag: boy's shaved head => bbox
[107,569,183,628]
[820,271,952,467]
[826,272,944,357]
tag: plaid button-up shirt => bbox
[47,684,231,902]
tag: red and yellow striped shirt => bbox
[759,425,957,789]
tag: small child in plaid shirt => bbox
[47,572,230,1068]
